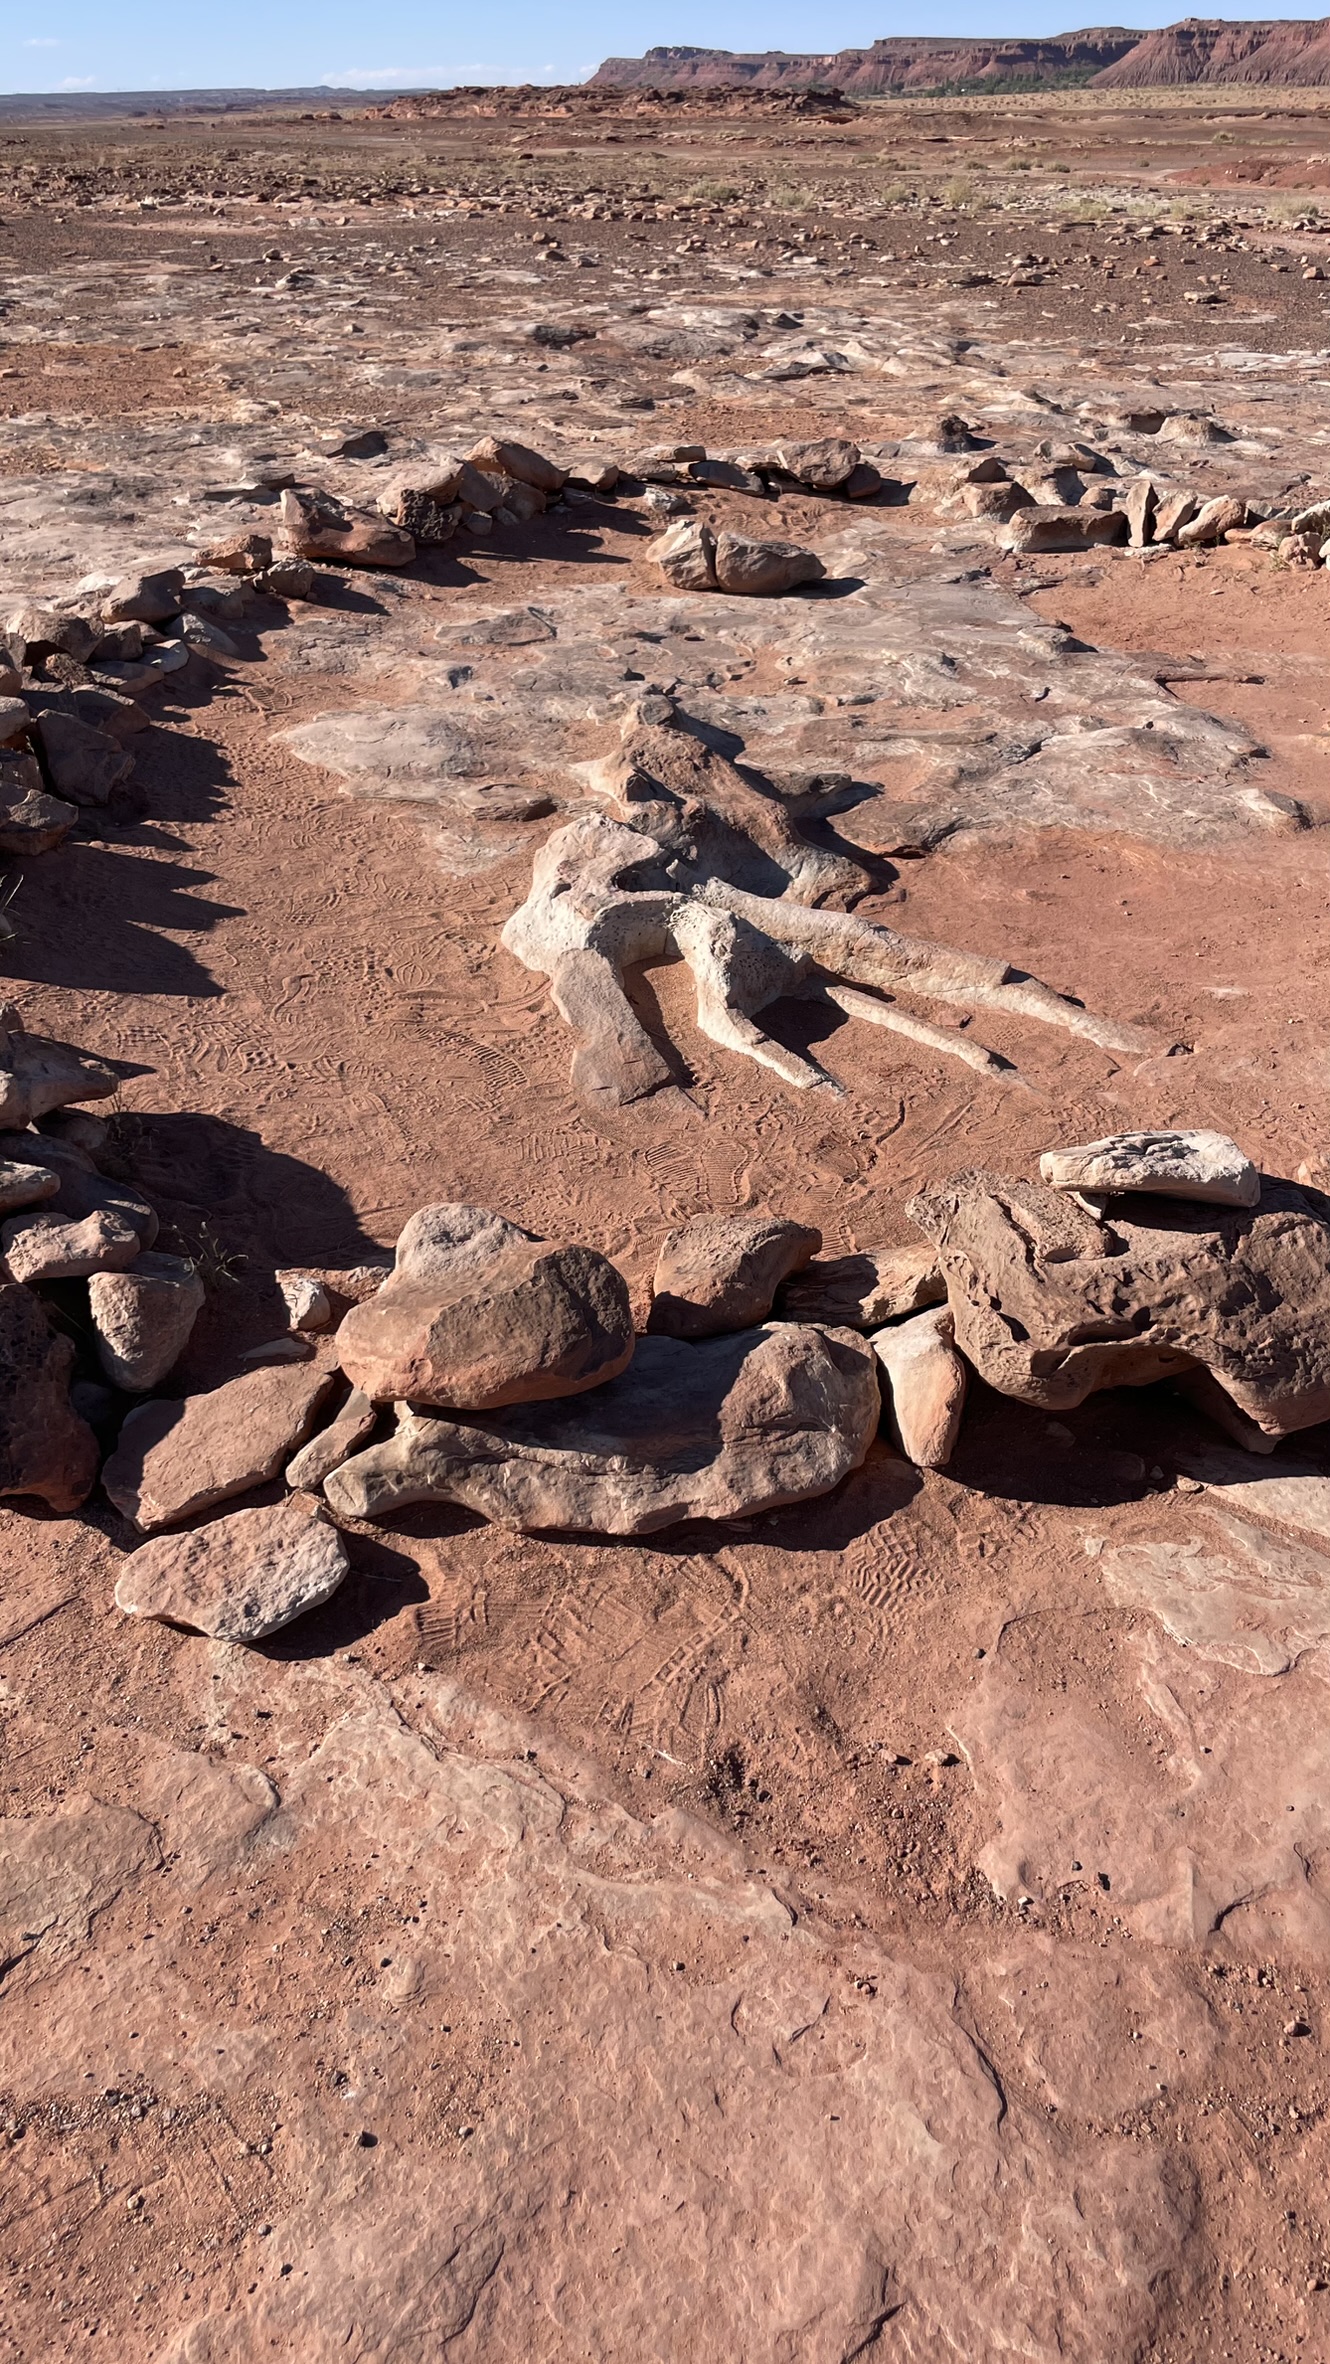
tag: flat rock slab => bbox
[1040,1130,1259,1209]
[114,1491,348,1641]
[777,1242,945,1329]
[103,1359,339,1532]
[647,1213,821,1339]
[1101,1507,1330,1680]
[1175,1448,1330,1554]
[908,1169,1330,1439]
[336,1201,634,1410]
[285,1387,377,1490]
[326,1322,880,1534]
[0,1280,98,1513]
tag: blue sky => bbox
[1,2,1243,96]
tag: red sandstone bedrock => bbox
[591,22,1330,93]
[590,33,1140,93]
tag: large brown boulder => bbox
[647,1214,821,1340]
[907,1169,1330,1439]
[335,1204,634,1410]
[325,1322,880,1535]
[0,1281,99,1512]
[712,532,825,596]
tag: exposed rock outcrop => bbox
[908,1170,1330,1441]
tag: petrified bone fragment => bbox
[503,726,1151,1107]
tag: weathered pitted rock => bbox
[871,1303,968,1468]
[285,1387,378,1490]
[1040,1130,1260,1210]
[0,1007,116,1130]
[712,531,826,595]
[777,1242,946,1328]
[0,1280,99,1512]
[647,1214,822,1338]
[908,1169,1330,1438]
[87,1252,206,1391]
[325,1322,880,1534]
[114,1491,348,1641]
[102,1359,339,1532]
[280,486,415,570]
[337,1203,635,1410]
[3,1207,141,1282]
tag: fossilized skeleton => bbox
[502,700,1150,1106]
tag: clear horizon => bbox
[0,3,1250,99]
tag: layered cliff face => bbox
[591,34,1141,94]
[592,22,1330,94]
[1096,16,1330,85]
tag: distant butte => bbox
[590,20,1330,93]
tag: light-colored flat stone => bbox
[114,1491,348,1640]
[1040,1130,1259,1208]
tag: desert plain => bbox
[6,71,1330,2361]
